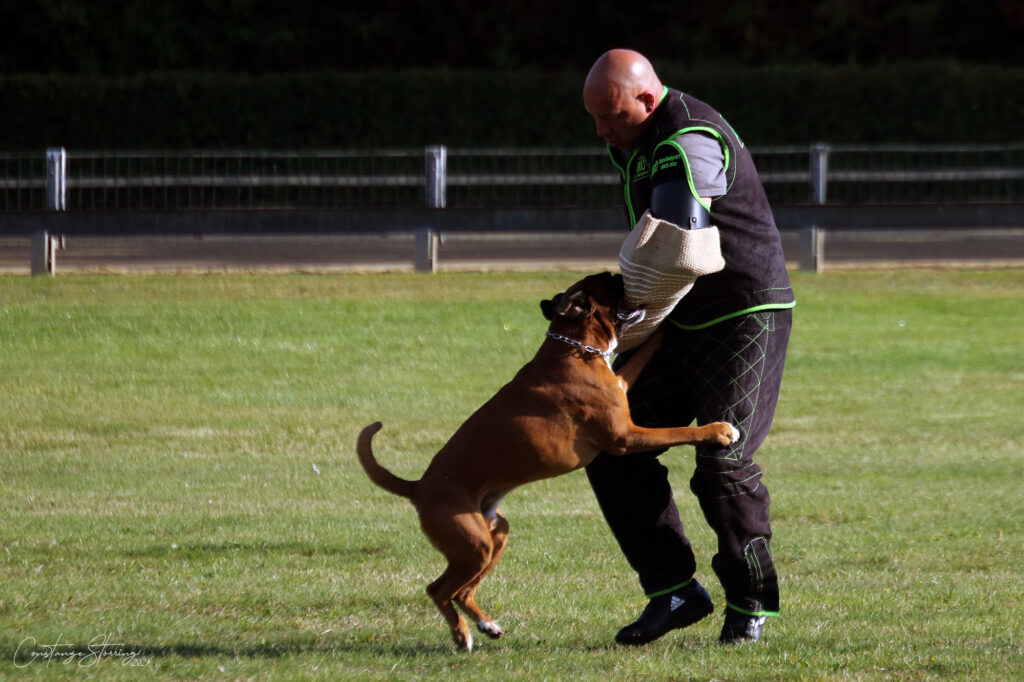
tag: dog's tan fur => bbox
[357,272,737,650]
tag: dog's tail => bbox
[357,422,417,499]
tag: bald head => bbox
[583,50,663,150]
[584,49,662,97]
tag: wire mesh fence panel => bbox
[446,148,620,208]
[3,145,1021,213]
[61,150,428,210]
[751,147,815,206]
[0,153,47,210]
[824,145,1024,204]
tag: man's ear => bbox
[638,90,657,113]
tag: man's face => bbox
[584,85,651,151]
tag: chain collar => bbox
[545,331,614,358]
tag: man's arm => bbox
[650,132,726,229]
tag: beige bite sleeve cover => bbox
[617,210,725,352]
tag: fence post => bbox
[414,229,440,272]
[32,147,67,275]
[810,142,829,206]
[425,145,447,210]
[800,143,830,273]
[417,145,447,272]
[798,226,825,274]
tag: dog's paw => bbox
[477,620,504,639]
[727,423,740,443]
[710,422,740,446]
[452,630,474,652]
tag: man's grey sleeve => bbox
[619,136,727,346]
[649,132,726,228]
[677,132,727,198]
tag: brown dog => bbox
[357,272,738,650]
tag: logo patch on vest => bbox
[632,156,650,182]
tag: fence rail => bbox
[3,144,1023,212]
[3,144,1023,275]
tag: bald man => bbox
[582,50,795,645]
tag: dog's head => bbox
[540,272,645,343]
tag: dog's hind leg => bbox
[426,566,476,651]
[455,510,509,640]
[422,510,496,651]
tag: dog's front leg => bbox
[616,329,663,393]
[598,420,740,455]
[636,423,740,451]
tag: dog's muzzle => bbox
[616,304,646,333]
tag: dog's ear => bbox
[565,290,592,319]
[555,290,594,320]
[540,294,561,320]
[542,289,594,321]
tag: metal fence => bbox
[3,144,1023,212]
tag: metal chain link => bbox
[545,331,613,357]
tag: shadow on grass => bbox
[140,639,457,659]
[123,540,392,560]
[3,636,456,667]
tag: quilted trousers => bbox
[585,308,792,616]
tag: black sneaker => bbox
[615,580,714,646]
[719,607,766,644]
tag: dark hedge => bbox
[2,63,1021,150]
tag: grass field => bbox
[1,269,1022,680]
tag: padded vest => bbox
[609,89,794,328]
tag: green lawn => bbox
[1,270,1022,680]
